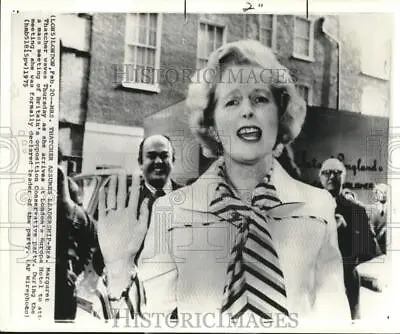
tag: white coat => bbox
[136,159,350,323]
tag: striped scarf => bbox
[209,162,289,320]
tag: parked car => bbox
[72,168,133,220]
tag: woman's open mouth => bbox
[237,126,262,142]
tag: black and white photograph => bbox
[55,11,391,326]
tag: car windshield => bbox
[73,176,99,211]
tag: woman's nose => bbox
[240,100,254,119]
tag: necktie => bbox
[149,189,166,215]
[209,164,289,320]
[137,186,166,220]
[154,189,166,199]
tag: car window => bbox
[73,173,133,221]
[73,176,99,211]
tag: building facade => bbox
[58,14,92,174]
[58,13,391,183]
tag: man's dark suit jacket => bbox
[136,179,182,221]
[335,194,380,266]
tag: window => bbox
[296,84,312,105]
[197,22,225,68]
[123,13,162,92]
[293,16,314,61]
[259,15,277,49]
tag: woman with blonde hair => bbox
[95,40,350,324]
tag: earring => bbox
[273,143,284,158]
[208,126,224,156]
[209,127,220,143]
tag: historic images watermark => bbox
[108,309,299,329]
[111,64,299,85]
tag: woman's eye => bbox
[225,98,240,107]
[253,96,269,103]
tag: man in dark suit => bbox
[134,135,182,264]
[319,158,380,319]
[136,134,181,221]
[133,135,182,320]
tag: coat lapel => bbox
[271,159,304,204]
[178,158,305,214]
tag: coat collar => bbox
[144,178,174,195]
[178,158,305,213]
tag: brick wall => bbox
[86,13,247,128]
[59,14,92,172]
[84,13,247,174]
[85,13,391,127]
[59,14,91,125]
[81,13,391,176]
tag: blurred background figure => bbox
[55,148,96,320]
[366,183,388,254]
[342,188,357,202]
[341,188,366,208]
[319,158,381,319]
[276,143,302,180]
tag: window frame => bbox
[196,19,227,68]
[292,16,315,62]
[295,82,313,105]
[258,14,278,50]
[122,13,163,93]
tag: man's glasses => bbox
[321,169,343,177]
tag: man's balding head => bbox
[319,158,346,197]
[138,135,175,189]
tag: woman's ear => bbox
[195,126,223,158]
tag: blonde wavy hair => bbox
[186,39,307,158]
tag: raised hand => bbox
[97,173,149,295]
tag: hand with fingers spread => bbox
[97,173,149,297]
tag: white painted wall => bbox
[82,122,144,174]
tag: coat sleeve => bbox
[135,195,178,315]
[313,191,351,320]
[355,204,382,263]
